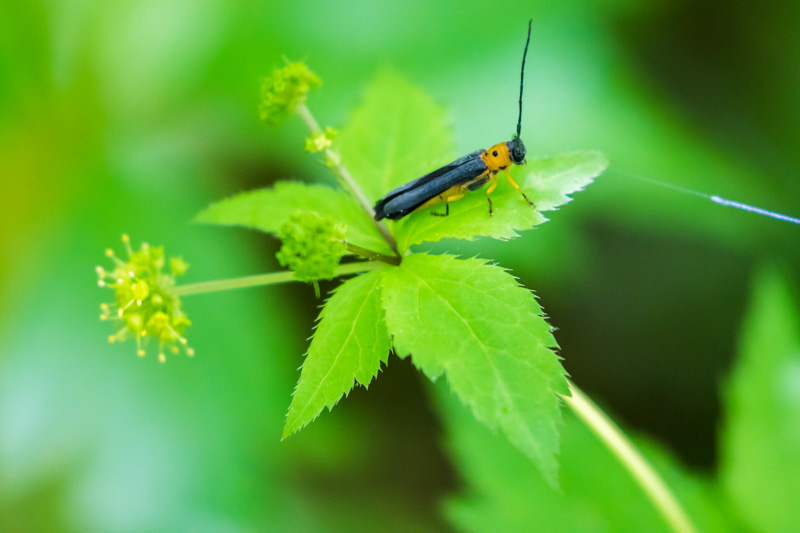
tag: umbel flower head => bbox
[276,212,347,297]
[259,61,321,124]
[97,235,193,363]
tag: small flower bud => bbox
[304,126,338,153]
[170,257,189,276]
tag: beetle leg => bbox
[431,192,465,217]
[506,172,535,208]
[447,193,465,203]
[485,173,498,216]
[431,195,447,216]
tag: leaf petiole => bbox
[345,242,401,265]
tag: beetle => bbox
[374,20,535,222]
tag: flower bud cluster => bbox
[276,212,347,289]
[259,61,321,124]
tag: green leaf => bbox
[283,270,390,438]
[194,181,393,254]
[381,254,568,486]
[337,69,455,204]
[720,266,800,532]
[437,383,739,533]
[529,150,609,211]
[395,151,608,251]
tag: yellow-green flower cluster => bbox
[304,126,338,153]
[276,212,347,288]
[97,235,193,363]
[259,61,321,124]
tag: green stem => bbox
[296,104,399,255]
[345,242,401,265]
[562,381,698,533]
[172,261,385,297]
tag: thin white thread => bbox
[710,195,800,225]
[619,173,799,226]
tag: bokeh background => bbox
[1,0,798,530]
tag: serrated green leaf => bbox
[395,151,608,251]
[436,383,739,533]
[529,150,609,211]
[337,69,455,204]
[283,270,390,438]
[194,181,393,254]
[381,254,568,486]
[720,266,800,532]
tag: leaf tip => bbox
[281,420,298,441]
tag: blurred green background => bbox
[1,0,798,531]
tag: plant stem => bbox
[345,242,401,265]
[296,104,399,255]
[562,381,698,533]
[171,261,385,297]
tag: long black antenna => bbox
[517,19,532,138]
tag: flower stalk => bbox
[296,104,398,255]
[171,261,386,297]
